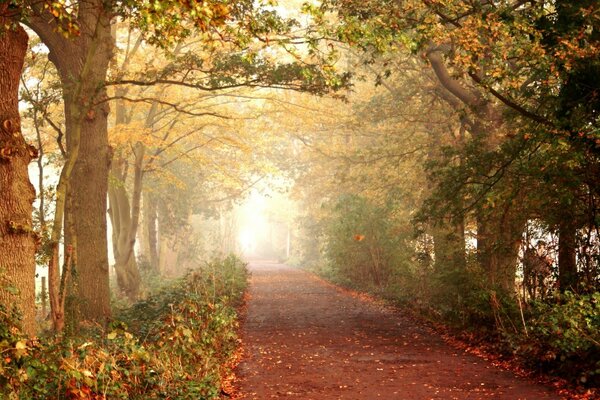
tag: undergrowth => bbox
[0,254,248,399]
[514,292,600,386]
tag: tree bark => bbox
[108,145,143,301]
[29,1,114,325]
[558,219,578,292]
[477,205,525,294]
[143,192,160,273]
[0,17,37,335]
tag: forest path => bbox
[234,261,561,399]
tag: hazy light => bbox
[234,182,296,260]
[236,191,270,256]
[238,228,256,254]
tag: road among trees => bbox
[0,0,597,396]
[236,261,560,399]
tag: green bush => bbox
[324,194,414,291]
[516,292,600,386]
[0,255,248,399]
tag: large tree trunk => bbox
[0,19,37,335]
[477,205,525,294]
[30,1,114,325]
[558,218,578,292]
[66,70,112,323]
[65,95,112,323]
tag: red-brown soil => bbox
[234,261,563,399]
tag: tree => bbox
[0,0,348,331]
[101,7,350,292]
[310,0,599,295]
[0,4,37,335]
[21,0,115,325]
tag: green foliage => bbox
[427,263,490,326]
[323,194,414,292]
[516,292,600,386]
[0,255,248,399]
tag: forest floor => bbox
[233,260,564,400]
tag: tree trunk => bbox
[433,218,466,273]
[30,1,114,325]
[558,219,578,292]
[159,234,179,277]
[108,91,163,297]
[66,95,112,323]
[477,206,525,294]
[48,243,73,332]
[108,146,143,301]
[143,192,160,273]
[0,19,37,335]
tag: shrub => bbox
[324,194,414,290]
[515,292,600,386]
[0,255,248,399]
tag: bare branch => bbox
[205,176,266,204]
[105,96,231,118]
[104,78,321,94]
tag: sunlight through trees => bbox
[0,0,598,397]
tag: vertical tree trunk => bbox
[0,19,36,335]
[108,145,143,301]
[433,218,466,273]
[144,192,160,273]
[31,2,114,324]
[558,219,578,292]
[107,91,162,298]
[66,94,112,323]
[477,205,525,295]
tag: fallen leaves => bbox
[233,262,577,399]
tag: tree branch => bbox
[467,72,554,127]
[426,47,486,111]
[205,176,266,204]
[104,78,323,93]
[104,96,231,119]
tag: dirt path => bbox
[234,261,562,399]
